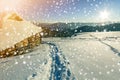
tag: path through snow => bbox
[45,42,76,80]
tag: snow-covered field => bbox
[0,44,51,80]
[0,31,120,80]
[44,32,120,80]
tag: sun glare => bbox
[99,10,110,21]
[0,0,22,12]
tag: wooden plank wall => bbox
[0,32,42,58]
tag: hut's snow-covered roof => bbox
[0,12,42,51]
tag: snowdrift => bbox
[0,12,42,58]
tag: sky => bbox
[0,0,120,23]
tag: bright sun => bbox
[99,10,110,21]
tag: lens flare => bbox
[0,0,22,12]
[99,10,110,21]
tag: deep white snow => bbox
[0,44,51,80]
[44,32,120,80]
[0,31,120,80]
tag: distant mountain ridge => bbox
[33,22,120,37]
